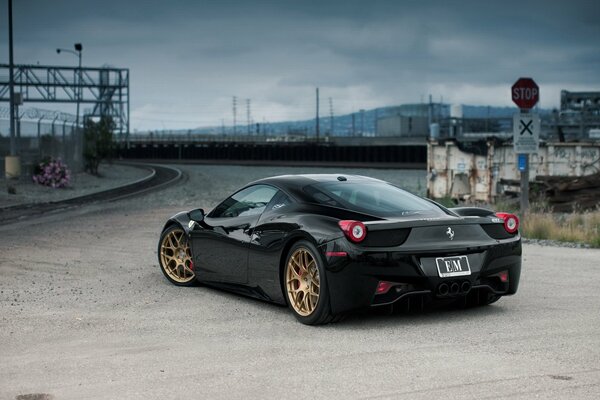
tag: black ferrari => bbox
[158,174,521,325]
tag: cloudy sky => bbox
[1,0,599,131]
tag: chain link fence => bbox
[0,107,83,177]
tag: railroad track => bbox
[0,163,182,225]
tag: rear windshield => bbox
[304,181,447,218]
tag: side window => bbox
[210,185,278,218]
[264,191,294,213]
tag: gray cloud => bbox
[1,0,598,130]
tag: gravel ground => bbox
[0,163,150,208]
[1,164,599,400]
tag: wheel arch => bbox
[161,211,192,235]
[277,231,321,301]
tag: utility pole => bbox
[315,88,320,142]
[360,109,365,136]
[374,108,378,136]
[246,99,251,135]
[351,113,356,137]
[232,96,237,135]
[328,97,334,137]
[428,94,433,128]
[8,0,16,157]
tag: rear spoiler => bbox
[449,207,495,217]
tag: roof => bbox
[248,174,384,203]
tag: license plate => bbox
[436,255,471,278]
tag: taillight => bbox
[490,270,509,283]
[498,270,509,283]
[338,220,367,243]
[375,281,394,295]
[495,212,519,234]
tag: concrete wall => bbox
[427,140,600,202]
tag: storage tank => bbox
[450,104,463,119]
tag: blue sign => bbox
[518,154,527,171]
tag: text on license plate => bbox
[435,255,471,278]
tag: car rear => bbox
[300,176,522,314]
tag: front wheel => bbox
[158,225,198,286]
[284,241,339,325]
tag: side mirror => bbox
[188,208,205,223]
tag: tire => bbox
[158,225,198,286]
[283,240,338,325]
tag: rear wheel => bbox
[158,225,197,286]
[284,241,338,325]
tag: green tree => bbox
[83,116,115,175]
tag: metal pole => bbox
[37,117,43,158]
[520,108,530,214]
[316,88,320,142]
[16,106,21,154]
[62,120,67,160]
[75,50,82,165]
[52,116,58,158]
[520,154,530,213]
[8,0,16,156]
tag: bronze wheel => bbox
[285,247,320,316]
[159,227,195,284]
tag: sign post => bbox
[512,77,540,214]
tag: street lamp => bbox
[56,43,83,165]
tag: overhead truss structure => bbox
[0,64,129,139]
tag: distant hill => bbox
[461,105,552,119]
[144,103,552,136]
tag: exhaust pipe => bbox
[438,283,449,296]
[461,281,471,294]
[450,282,460,295]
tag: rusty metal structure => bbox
[427,139,600,203]
[558,90,600,141]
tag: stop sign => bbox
[512,77,539,109]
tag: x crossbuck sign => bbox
[513,112,540,153]
[519,119,533,135]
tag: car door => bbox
[191,184,278,284]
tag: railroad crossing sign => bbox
[513,112,540,153]
[512,77,539,109]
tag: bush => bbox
[522,210,600,248]
[84,117,115,175]
[32,158,71,188]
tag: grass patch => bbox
[522,210,600,248]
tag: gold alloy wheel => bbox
[160,228,195,283]
[286,248,320,316]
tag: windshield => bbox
[304,181,447,218]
